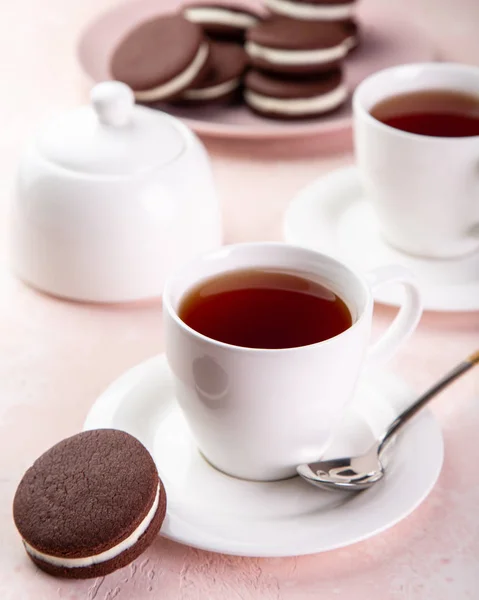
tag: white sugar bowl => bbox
[11,82,222,302]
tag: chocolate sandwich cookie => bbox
[13,429,166,579]
[183,3,260,41]
[263,0,357,22]
[244,68,347,119]
[246,17,349,75]
[111,15,210,102]
[179,41,248,104]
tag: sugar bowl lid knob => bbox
[90,81,135,127]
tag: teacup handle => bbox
[365,265,423,368]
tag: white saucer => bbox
[283,166,479,312]
[84,355,443,557]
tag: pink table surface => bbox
[1,1,479,598]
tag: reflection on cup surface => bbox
[193,356,230,409]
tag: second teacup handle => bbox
[364,265,423,368]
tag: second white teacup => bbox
[354,62,479,259]
[164,243,422,481]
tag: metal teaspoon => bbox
[297,350,479,492]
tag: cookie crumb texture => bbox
[13,429,166,579]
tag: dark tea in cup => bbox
[370,89,479,137]
[178,269,352,349]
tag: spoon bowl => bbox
[297,442,385,491]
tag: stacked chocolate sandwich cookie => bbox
[246,18,349,75]
[245,68,346,119]
[111,15,212,103]
[180,41,249,105]
[111,12,253,106]
[263,0,360,51]
[244,15,350,118]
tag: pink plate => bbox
[77,0,436,140]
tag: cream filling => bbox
[182,77,240,100]
[245,84,348,115]
[184,7,258,29]
[345,34,358,50]
[264,0,355,21]
[24,484,160,568]
[134,44,209,102]
[245,40,348,66]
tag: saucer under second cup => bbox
[284,166,479,312]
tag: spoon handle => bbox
[379,350,479,453]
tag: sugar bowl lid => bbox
[34,82,185,177]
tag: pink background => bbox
[1,0,479,598]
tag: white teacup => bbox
[354,62,479,259]
[163,243,422,481]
